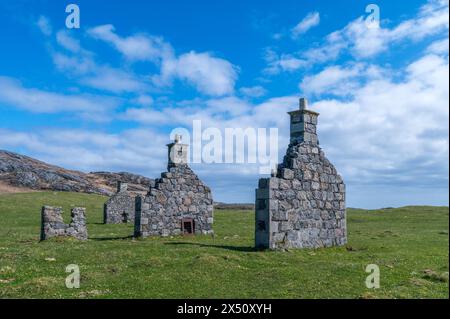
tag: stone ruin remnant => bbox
[103,181,135,224]
[255,98,347,249]
[40,206,88,240]
[134,135,214,237]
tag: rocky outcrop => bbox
[90,171,154,194]
[0,150,153,195]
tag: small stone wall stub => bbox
[40,206,88,240]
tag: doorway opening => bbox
[122,211,128,223]
[182,218,195,235]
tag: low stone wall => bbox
[135,164,214,237]
[40,206,88,240]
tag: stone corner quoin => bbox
[255,97,347,250]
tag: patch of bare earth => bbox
[0,181,37,194]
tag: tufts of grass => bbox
[422,269,449,283]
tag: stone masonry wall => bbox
[255,98,347,249]
[104,182,135,224]
[41,206,88,240]
[135,164,214,237]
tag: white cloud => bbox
[0,128,168,174]
[263,48,307,74]
[87,24,239,96]
[36,15,52,36]
[153,51,239,96]
[300,65,362,95]
[309,52,449,188]
[206,96,252,117]
[133,95,154,106]
[239,86,267,98]
[122,107,172,125]
[277,56,307,71]
[268,0,449,72]
[50,32,149,94]
[426,37,449,55]
[398,0,449,40]
[174,52,238,96]
[301,31,347,65]
[80,66,148,93]
[56,30,81,53]
[291,12,320,38]
[299,64,388,96]
[87,24,174,62]
[0,76,119,119]
[320,0,448,60]
[406,53,449,87]
[53,51,148,93]
[52,52,96,76]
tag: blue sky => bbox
[0,0,448,208]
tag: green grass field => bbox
[0,191,448,299]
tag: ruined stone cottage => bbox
[255,98,347,249]
[41,206,88,240]
[134,135,214,237]
[104,181,135,224]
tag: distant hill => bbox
[0,150,153,195]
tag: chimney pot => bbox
[117,181,128,192]
[299,98,308,110]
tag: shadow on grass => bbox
[90,235,134,241]
[165,242,256,252]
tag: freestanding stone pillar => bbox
[255,98,347,249]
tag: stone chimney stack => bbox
[117,181,128,193]
[167,134,188,170]
[288,97,320,145]
[299,97,307,110]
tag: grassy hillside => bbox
[0,191,448,298]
